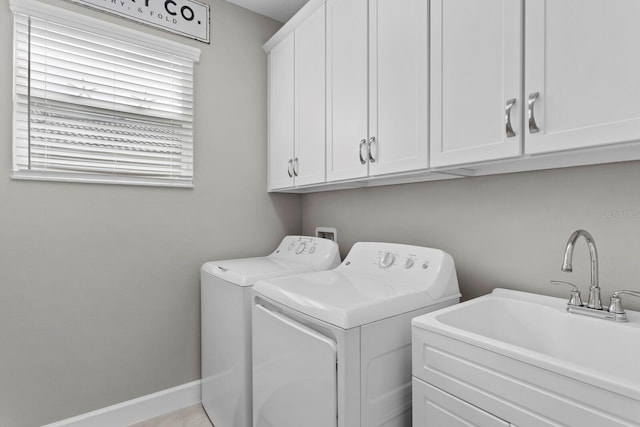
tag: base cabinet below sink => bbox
[413,378,511,427]
[411,325,640,427]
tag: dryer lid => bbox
[253,242,460,329]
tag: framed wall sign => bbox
[64,0,210,43]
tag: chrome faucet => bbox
[552,230,639,322]
[561,229,602,309]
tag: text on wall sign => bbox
[65,0,210,43]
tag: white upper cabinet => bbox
[326,0,429,182]
[326,0,369,181]
[268,33,295,191]
[294,4,326,186]
[525,0,640,154]
[369,0,429,176]
[430,0,523,168]
[266,2,326,191]
[266,0,640,193]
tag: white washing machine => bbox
[201,235,340,427]
[251,242,460,427]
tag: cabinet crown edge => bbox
[263,0,326,53]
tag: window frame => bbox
[10,0,201,188]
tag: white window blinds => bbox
[11,0,201,187]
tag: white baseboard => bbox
[42,380,202,427]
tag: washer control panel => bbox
[282,237,312,255]
[271,236,341,269]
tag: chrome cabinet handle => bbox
[367,136,376,163]
[528,92,540,134]
[293,157,299,177]
[505,98,516,138]
[287,159,293,178]
[359,139,367,164]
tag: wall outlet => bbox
[315,227,337,243]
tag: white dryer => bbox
[251,242,460,427]
[201,235,340,427]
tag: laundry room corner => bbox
[0,1,300,426]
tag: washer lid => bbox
[200,235,341,287]
[201,257,313,287]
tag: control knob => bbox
[295,242,307,254]
[379,252,396,268]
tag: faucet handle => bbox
[608,290,640,318]
[551,280,583,306]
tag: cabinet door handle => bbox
[287,159,293,178]
[367,136,377,162]
[528,92,540,134]
[359,139,367,164]
[505,98,516,138]
[293,157,299,177]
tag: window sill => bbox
[11,170,194,188]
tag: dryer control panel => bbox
[375,249,430,271]
[336,242,459,301]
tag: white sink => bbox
[412,288,640,426]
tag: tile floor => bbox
[129,404,214,427]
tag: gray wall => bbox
[0,1,298,426]
[302,161,640,311]
[2,0,639,425]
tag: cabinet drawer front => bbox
[413,378,509,427]
[412,327,640,427]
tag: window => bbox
[11,0,201,187]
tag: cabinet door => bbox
[525,0,640,154]
[430,0,522,168]
[412,378,510,427]
[268,33,295,190]
[326,0,369,181]
[294,4,326,186]
[368,0,429,176]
